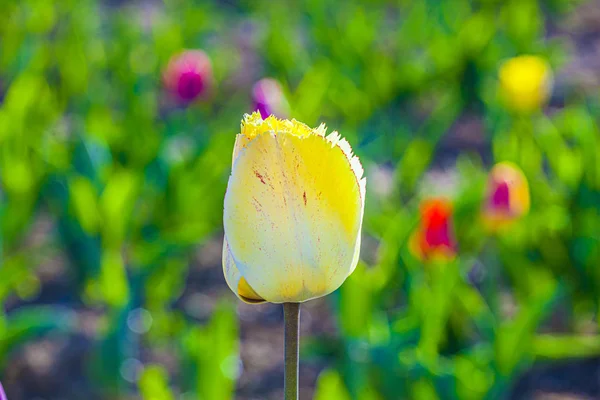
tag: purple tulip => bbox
[252,78,289,119]
[0,381,7,400]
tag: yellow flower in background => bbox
[482,162,530,230]
[223,113,366,304]
[499,55,553,113]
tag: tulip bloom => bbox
[223,112,366,304]
[483,162,530,230]
[499,55,552,113]
[252,78,290,119]
[410,199,457,261]
[163,50,213,104]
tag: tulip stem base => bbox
[283,302,300,400]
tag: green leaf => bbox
[0,306,76,365]
[195,301,238,400]
[340,264,373,338]
[314,369,351,400]
[495,282,559,375]
[69,176,100,234]
[100,170,139,246]
[533,334,600,359]
[99,248,130,308]
[139,365,175,400]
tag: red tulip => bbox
[410,198,457,261]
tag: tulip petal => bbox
[499,55,552,113]
[224,128,365,303]
[223,236,266,304]
[492,162,530,216]
[232,134,252,167]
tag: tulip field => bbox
[1,0,600,399]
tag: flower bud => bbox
[252,78,289,119]
[499,55,552,113]
[410,198,457,261]
[223,113,365,304]
[163,50,213,104]
[483,162,530,230]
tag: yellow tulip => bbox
[223,113,366,304]
[499,55,552,113]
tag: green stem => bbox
[283,302,300,400]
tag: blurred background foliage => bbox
[0,0,599,399]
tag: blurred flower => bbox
[252,78,290,119]
[223,112,366,303]
[483,162,530,230]
[499,55,552,113]
[0,381,6,400]
[410,198,457,261]
[163,50,213,104]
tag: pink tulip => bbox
[163,50,213,104]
